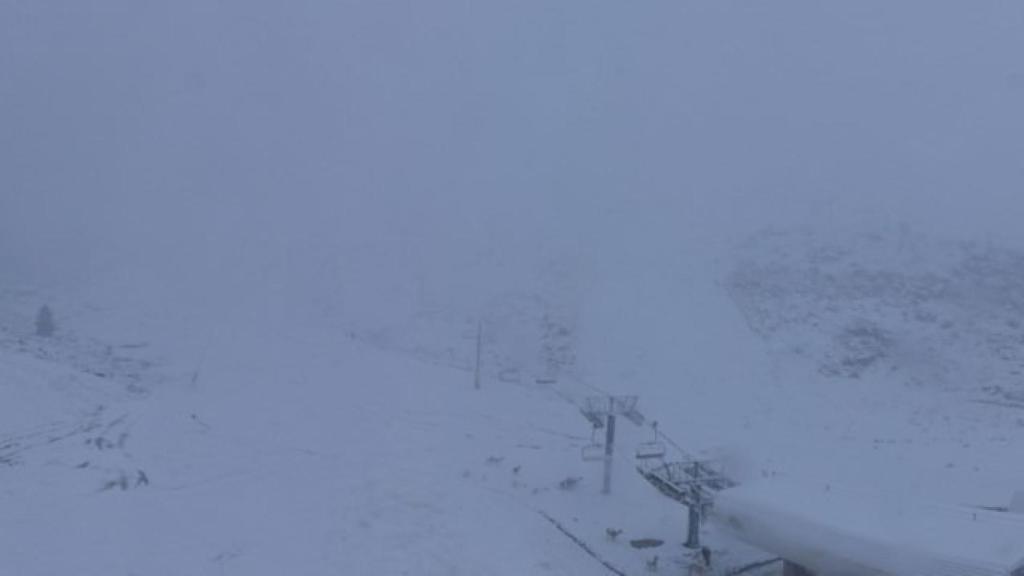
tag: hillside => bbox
[5,230,1024,575]
[0,286,741,575]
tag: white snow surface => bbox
[7,231,1024,575]
[714,477,1024,576]
[0,290,703,575]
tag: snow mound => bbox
[714,477,1024,576]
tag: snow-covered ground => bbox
[0,286,724,575]
[4,0,1024,572]
[715,476,1024,576]
[5,230,1024,575]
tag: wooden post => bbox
[686,461,701,548]
[474,320,482,390]
[602,413,616,494]
[686,504,701,549]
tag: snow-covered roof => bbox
[712,478,1024,576]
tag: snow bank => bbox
[712,477,1024,576]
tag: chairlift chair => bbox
[581,425,607,462]
[582,443,607,462]
[635,421,667,461]
[636,441,666,460]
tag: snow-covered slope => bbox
[7,229,1024,575]
[727,229,1024,394]
[0,288,720,575]
[328,229,1024,570]
[715,477,1024,576]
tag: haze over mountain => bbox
[4,2,1023,314]
[2,2,1023,575]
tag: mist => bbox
[3,1,1023,329]
[5,3,1024,574]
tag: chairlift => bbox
[580,408,605,429]
[581,425,606,462]
[582,443,607,462]
[623,408,646,427]
[635,421,667,461]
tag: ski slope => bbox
[6,230,1024,575]
[0,291,715,575]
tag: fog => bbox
[3,1,1023,326]
[4,5,1024,573]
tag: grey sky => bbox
[2,2,1023,306]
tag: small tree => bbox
[35,305,55,337]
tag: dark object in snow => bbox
[190,413,211,431]
[35,305,55,337]
[606,527,623,541]
[558,476,582,491]
[512,465,521,475]
[88,436,114,450]
[136,469,149,487]
[701,546,712,568]
[485,455,504,466]
[630,538,664,549]
[645,555,659,572]
[101,473,130,491]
